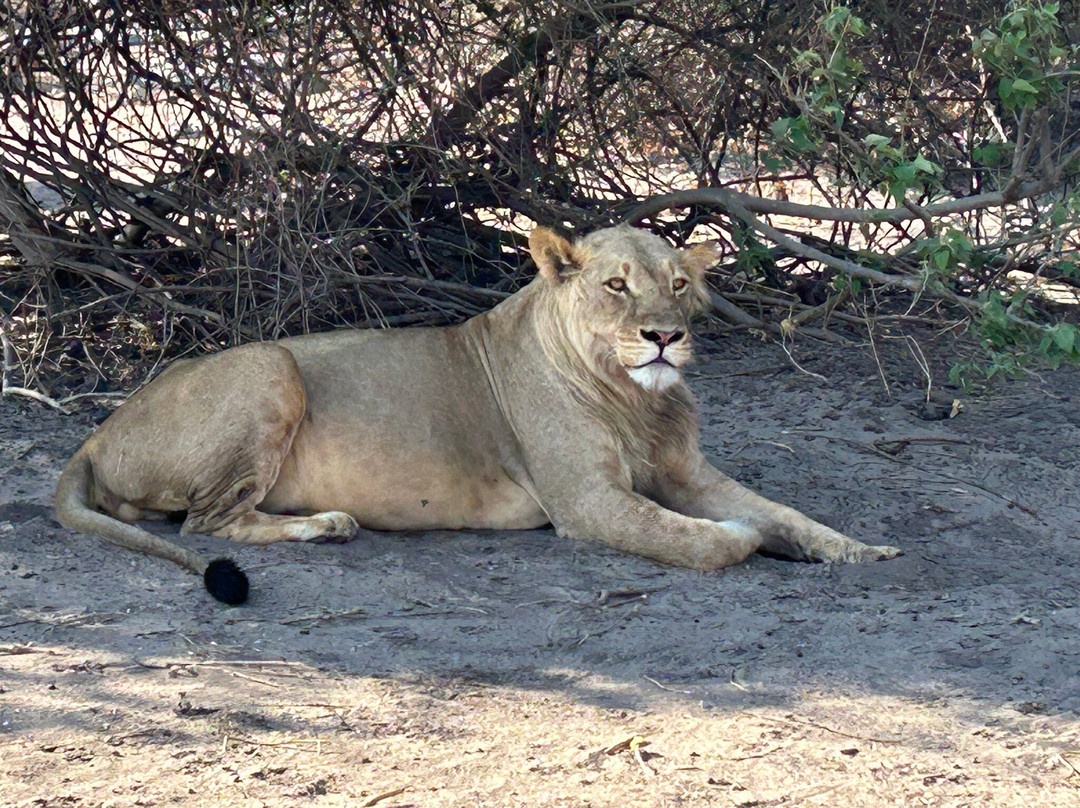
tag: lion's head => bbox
[528,225,718,393]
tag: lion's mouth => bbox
[634,356,674,369]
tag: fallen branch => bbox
[789,289,849,328]
[709,290,763,327]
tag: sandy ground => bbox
[2,329,1080,807]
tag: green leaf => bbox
[771,118,792,139]
[1051,323,1076,354]
[972,143,1006,167]
[772,116,818,152]
[1011,78,1038,93]
[793,49,823,70]
[912,154,942,175]
[761,154,784,172]
[887,180,909,204]
[822,7,852,39]
[863,134,891,148]
[948,363,973,391]
[892,163,918,182]
[825,103,845,129]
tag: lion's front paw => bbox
[859,543,903,562]
[831,542,902,563]
[796,528,902,564]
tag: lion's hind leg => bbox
[193,509,359,545]
[177,451,359,546]
[101,341,355,548]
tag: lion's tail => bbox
[54,449,249,605]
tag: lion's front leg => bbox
[652,453,901,563]
[540,479,765,570]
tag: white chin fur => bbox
[626,363,682,392]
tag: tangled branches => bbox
[0,0,1077,398]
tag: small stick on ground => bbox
[596,589,652,607]
[725,744,789,761]
[361,786,408,806]
[775,340,828,383]
[747,712,902,744]
[165,659,308,667]
[1054,753,1080,779]
[281,606,368,625]
[643,675,694,694]
[221,736,323,753]
[227,669,281,687]
[633,741,657,778]
[0,644,58,655]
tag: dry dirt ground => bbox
[2,330,1080,807]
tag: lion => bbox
[55,225,900,604]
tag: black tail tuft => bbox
[204,558,249,605]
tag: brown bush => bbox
[0,0,1077,400]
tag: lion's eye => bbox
[673,278,688,293]
[605,277,627,293]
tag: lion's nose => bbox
[641,329,684,347]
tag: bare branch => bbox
[622,182,1063,227]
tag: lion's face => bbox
[529,225,717,392]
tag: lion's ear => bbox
[678,241,723,278]
[529,227,577,283]
[678,242,721,315]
